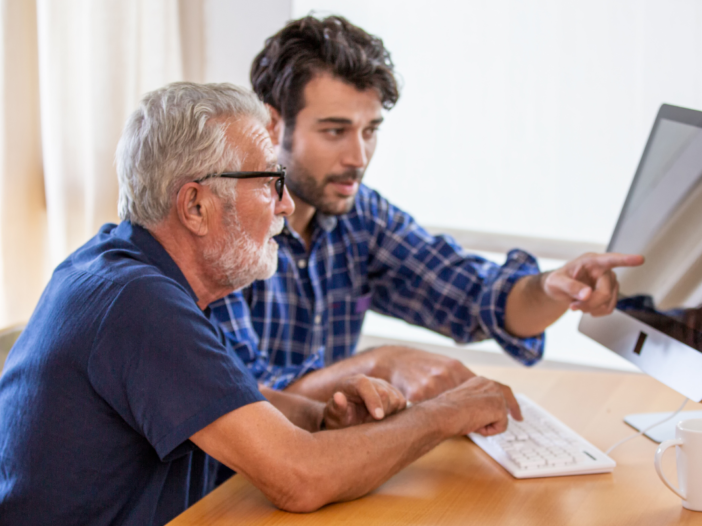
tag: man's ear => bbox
[266,104,284,147]
[176,182,212,236]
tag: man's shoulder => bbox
[4,227,195,398]
[46,225,194,334]
[63,223,191,295]
[353,184,389,212]
[67,224,164,283]
[339,184,391,227]
[343,184,416,232]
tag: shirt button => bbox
[297,259,307,269]
[314,314,322,325]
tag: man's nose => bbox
[341,133,368,168]
[275,185,295,216]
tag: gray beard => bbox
[203,208,282,292]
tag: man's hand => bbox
[505,252,644,338]
[543,252,644,316]
[322,375,406,430]
[426,375,515,437]
[370,346,477,404]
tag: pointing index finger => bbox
[589,252,644,271]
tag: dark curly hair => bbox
[251,15,400,147]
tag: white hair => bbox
[115,82,269,227]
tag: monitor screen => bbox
[608,111,702,353]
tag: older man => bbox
[0,82,516,525]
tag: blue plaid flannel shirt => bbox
[209,185,544,390]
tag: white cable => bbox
[605,397,689,455]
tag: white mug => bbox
[655,418,702,511]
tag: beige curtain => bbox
[0,0,44,328]
[0,0,204,328]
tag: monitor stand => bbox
[624,411,702,443]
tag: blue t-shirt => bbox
[0,221,265,525]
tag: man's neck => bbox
[148,223,229,310]
[286,192,317,248]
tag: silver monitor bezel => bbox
[578,103,702,403]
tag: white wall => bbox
[204,0,292,86]
[293,0,702,245]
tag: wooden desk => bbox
[169,365,702,526]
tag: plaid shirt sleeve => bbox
[364,191,544,365]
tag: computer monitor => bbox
[579,103,702,404]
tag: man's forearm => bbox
[291,402,449,507]
[201,399,452,513]
[192,377,509,513]
[284,344,476,404]
[504,273,569,338]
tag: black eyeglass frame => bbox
[195,166,287,201]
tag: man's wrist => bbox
[526,271,552,302]
[413,397,457,440]
[309,401,325,432]
[538,271,550,294]
[539,270,575,307]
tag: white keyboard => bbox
[469,394,616,479]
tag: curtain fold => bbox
[0,0,205,328]
[0,0,45,327]
[37,0,187,269]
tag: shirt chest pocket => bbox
[328,289,371,328]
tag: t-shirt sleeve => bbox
[87,276,265,461]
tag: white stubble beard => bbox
[204,208,284,292]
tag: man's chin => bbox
[318,196,356,216]
[257,245,279,280]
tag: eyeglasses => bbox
[196,165,287,201]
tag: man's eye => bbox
[323,128,345,137]
[365,127,380,137]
